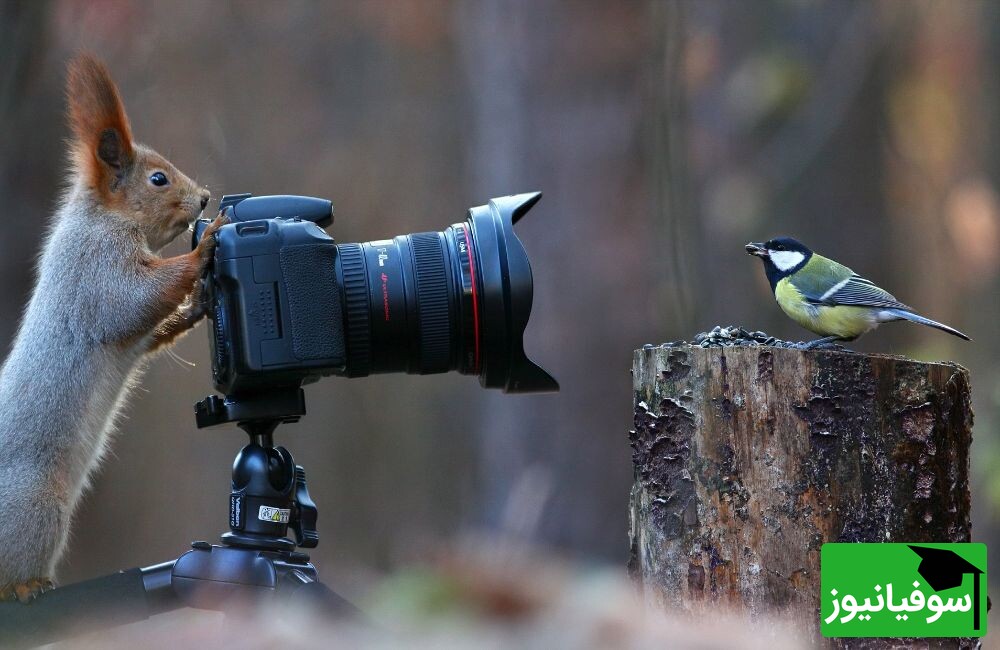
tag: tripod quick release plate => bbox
[195,388,306,428]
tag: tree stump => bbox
[628,345,973,643]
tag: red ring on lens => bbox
[461,225,480,373]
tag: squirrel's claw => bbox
[194,211,231,264]
[207,210,230,234]
[0,577,54,603]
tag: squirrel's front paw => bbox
[0,577,54,603]
[195,210,231,264]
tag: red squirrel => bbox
[0,54,227,602]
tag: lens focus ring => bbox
[339,243,371,376]
[410,233,451,373]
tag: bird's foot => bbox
[796,336,845,351]
[0,577,54,603]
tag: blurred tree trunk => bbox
[0,3,47,126]
[881,3,984,350]
[456,0,537,533]
[457,0,651,556]
[647,0,696,335]
[629,345,973,645]
[0,1,50,346]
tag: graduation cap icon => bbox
[908,545,985,631]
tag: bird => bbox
[745,237,970,349]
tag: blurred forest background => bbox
[1,0,998,605]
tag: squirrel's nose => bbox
[199,190,210,210]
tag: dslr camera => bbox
[190,192,557,426]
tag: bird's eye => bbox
[149,172,169,187]
[774,244,785,251]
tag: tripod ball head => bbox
[224,421,318,551]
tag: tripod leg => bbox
[281,570,365,620]
[0,565,181,648]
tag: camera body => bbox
[200,195,344,396]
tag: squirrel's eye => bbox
[149,172,169,187]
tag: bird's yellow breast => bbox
[774,278,877,339]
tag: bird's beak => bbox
[745,242,768,258]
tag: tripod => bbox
[0,389,357,648]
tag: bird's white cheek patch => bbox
[769,250,805,271]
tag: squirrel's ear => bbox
[66,53,134,191]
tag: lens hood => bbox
[468,193,558,393]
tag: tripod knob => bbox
[291,465,319,548]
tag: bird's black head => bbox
[745,236,813,290]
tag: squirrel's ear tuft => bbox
[66,53,134,191]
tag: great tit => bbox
[746,237,970,348]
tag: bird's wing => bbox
[821,274,913,310]
[789,254,913,310]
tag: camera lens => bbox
[335,193,557,393]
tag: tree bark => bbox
[628,345,973,645]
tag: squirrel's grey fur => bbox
[0,190,171,586]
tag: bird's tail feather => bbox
[882,309,971,341]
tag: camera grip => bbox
[279,244,346,362]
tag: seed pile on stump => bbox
[643,324,846,350]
